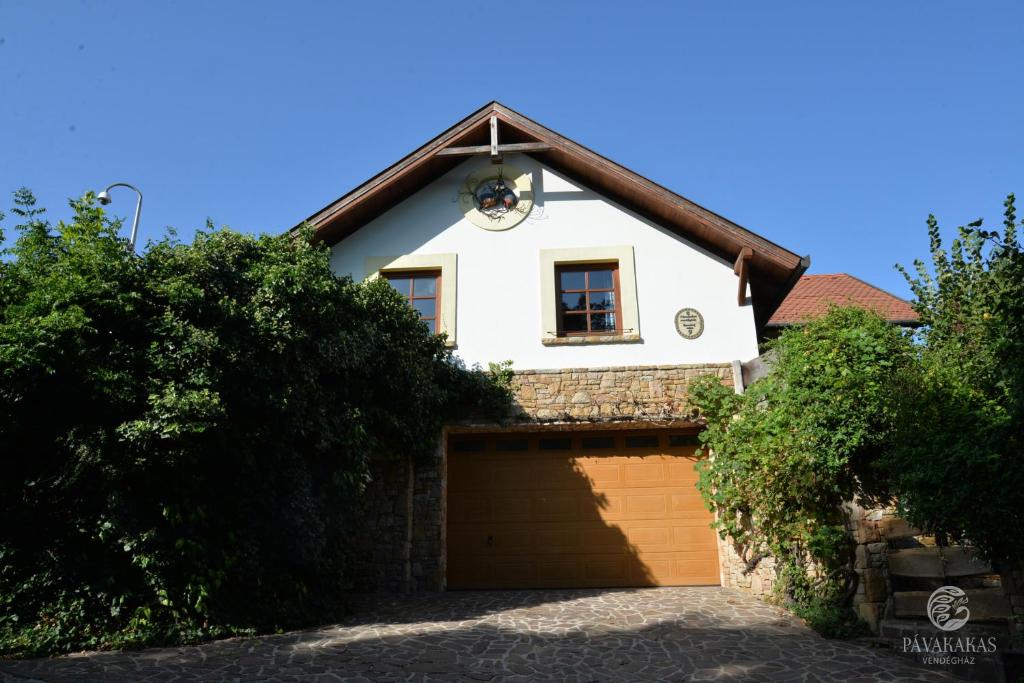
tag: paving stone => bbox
[0,587,963,682]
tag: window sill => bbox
[541,333,642,346]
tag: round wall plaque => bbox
[458,164,534,231]
[675,308,704,339]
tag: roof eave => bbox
[766,318,922,328]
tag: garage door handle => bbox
[486,534,494,547]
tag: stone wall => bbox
[347,455,413,592]
[347,440,446,592]
[717,537,779,599]
[510,364,734,423]
[847,503,899,632]
[715,502,894,633]
[999,562,1024,635]
[410,440,445,592]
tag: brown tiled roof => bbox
[766,274,919,327]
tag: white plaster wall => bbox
[329,155,759,370]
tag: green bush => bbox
[789,588,870,640]
[690,194,1024,636]
[0,190,511,657]
[690,307,913,636]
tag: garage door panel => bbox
[670,492,707,514]
[580,493,623,518]
[447,432,720,589]
[668,460,702,482]
[580,524,629,550]
[447,528,487,556]
[583,556,627,583]
[672,558,721,583]
[490,560,534,586]
[533,528,579,552]
[533,494,578,520]
[494,464,539,489]
[639,559,674,583]
[492,528,532,553]
[447,495,489,523]
[672,525,719,548]
[623,462,667,484]
[624,493,669,515]
[627,526,672,549]
[576,462,622,484]
[492,496,532,520]
[536,559,581,585]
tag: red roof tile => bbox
[767,274,919,327]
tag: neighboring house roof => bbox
[296,101,809,331]
[766,273,919,327]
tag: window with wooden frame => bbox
[384,270,441,333]
[556,262,622,335]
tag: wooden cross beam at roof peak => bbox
[436,115,552,163]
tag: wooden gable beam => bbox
[436,114,553,160]
[490,115,499,159]
[436,141,552,157]
[734,247,753,306]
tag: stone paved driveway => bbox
[1,587,958,682]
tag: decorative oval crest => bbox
[458,164,533,231]
[675,308,704,340]
[927,585,970,631]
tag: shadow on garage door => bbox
[446,429,720,589]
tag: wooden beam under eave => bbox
[489,115,500,162]
[436,142,554,157]
[734,247,753,306]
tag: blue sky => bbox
[2,1,1021,297]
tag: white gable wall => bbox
[329,155,759,370]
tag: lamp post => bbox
[97,182,142,251]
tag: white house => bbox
[299,102,808,592]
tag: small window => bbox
[384,271,441,334]
[495,438,529,452]
[538,437,572,450]
[581,436,615,449]
[452,439,485,453]
[624,435,659,449]
[668,434,701,447]
[555,263,621,335]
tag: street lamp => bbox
[97,182,142,250]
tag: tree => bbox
[0,190,511,656]
[885,194,1024,562]
[690,306,913,636]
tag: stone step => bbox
[888,546,993,578]
[875,516,923,540]
[889,575,1003,597]
[892,589,1012,621]
[880,617,1012,639]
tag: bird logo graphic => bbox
[927,586,970,631]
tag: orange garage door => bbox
[447,431,720,589]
